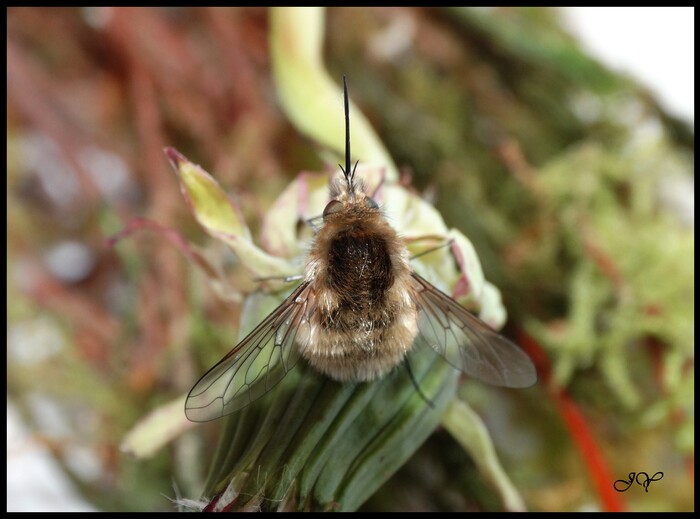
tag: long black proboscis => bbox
[343,75,352,185]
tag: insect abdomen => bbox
[298,227,418,382]
[326,230,394,307]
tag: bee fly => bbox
[185,78,537,422]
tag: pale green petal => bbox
[442,399,526,512]
[120,395,194,459]
[261,172,330,259]
[270,7,398,180]
[479,282,508,330]
[165,148,296,278]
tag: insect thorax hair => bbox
[328,173,363,202]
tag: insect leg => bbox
[408,238,455,261]
[252,274,304,283]
[403,357,435,409]
[304,215,324,232]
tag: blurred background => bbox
[7,7,694,512]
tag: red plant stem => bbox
[6,37,101,204]
[552,388,624,512]
[108,217,221,280]
[517,329,626,512]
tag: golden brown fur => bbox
[295,176,418,381]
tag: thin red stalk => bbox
[106,9,190,373]
[107,217,220,280]
[6,37,101,204]
[518,329,626,512]
[20,264,119,370]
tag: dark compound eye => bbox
[323,200,343,219]
[366,197,379,210]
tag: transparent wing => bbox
[185,281,314,422]
[410,273,537,388]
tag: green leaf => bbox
[442,399,526,512]
[120,395,194,459]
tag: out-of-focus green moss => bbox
[523,137,693,439]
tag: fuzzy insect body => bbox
[184,79,536,422]
[298,176,417,382]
